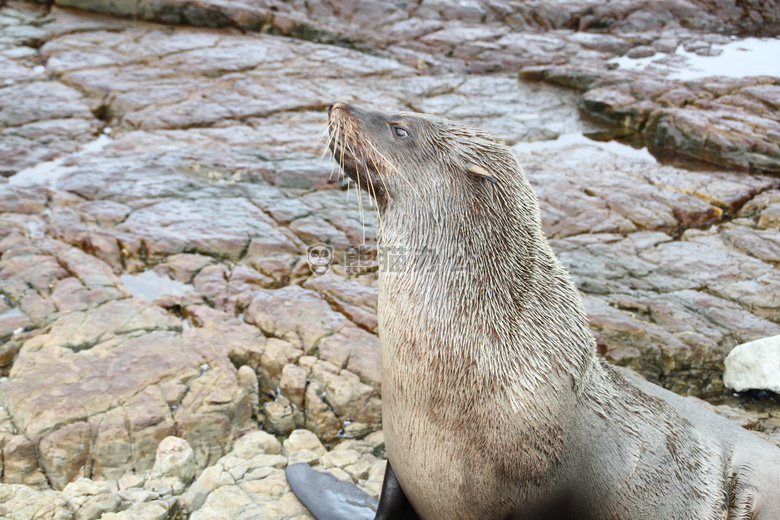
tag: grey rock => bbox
[724,335,780,393]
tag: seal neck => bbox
[377,200,596,400]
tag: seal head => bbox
[327,102,511,214]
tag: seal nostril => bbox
[328,102,336,116]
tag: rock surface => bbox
[724,335,780,393]
[580,78,780,172]
[1,0,779,517]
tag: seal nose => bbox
[328,102,350,117]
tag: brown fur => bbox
[327,103,780,520]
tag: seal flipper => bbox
[286,463,377,520]
[286,462,420,520]
[375,462,421,520]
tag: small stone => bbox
[143,476,175,497]
[763,417,780,432]
[264,400,297,434]
[653,38,678,53]
[245,454,287,472]
[343,421,373,437]
[101,501,169,520]
[764,432,780,449]
[626,45,656,59]
[1,434,49,488]
[361,479,383,499]
[117,473,146,490]
[758,203,780,230]
[724,335,780,393]
[298,356,317,369]
[152,436,196,483]
[321,449,360,469]
[152,253,214,283]
[713,404,760,430]
[368,460,388,482]
[62,478,112,504]
[364,431,385,450]
[324,467,353,482]
[117,488,155,504]
[237,365,260,417]
[287,448,319,466]
[344,460,373,481]
[282,429,327,457]
[73,492,122,520]
[279,363,308,408]
[180,465,223,512]
[303,382,341,440]
[232,430,282,458]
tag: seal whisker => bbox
[364,152,389,241]
[315,124,330,144]
[359,146,384,242]
[354,144,373,238]
[319,123,335,166]
[335,124,346,181]
[367,138,438,216]
[339,123,348,184]
[321,138,335,170]
[325,125,340,179]
[363,151,389,198]
[363,137,428,210]
[337,124,353,194]
[351,142,367,245]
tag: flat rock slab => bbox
[553,224,780,394]
[581,77,780,173]
[0,297,257,489]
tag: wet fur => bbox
[327,103,780,520]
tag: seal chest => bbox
[325,102,780,520]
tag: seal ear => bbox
[466,163,498,184]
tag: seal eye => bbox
[391,125,411,140]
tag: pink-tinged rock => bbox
[288,216,352,249]
[0,81,94,127]
[0,185,47,214]
[319,326,382,391]
[116,198,295,260]
[0,313,255,489]
[245,285,351,352]
[0,254,69,300]
[303,271,378,332]
[581,79,780,172]
[1,434,50,488]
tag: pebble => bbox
[724,335,780,393]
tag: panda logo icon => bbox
[307,244,333,274]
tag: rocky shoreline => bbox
[1,0,779,518]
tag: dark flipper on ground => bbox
[286,461,421,520]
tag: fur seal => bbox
[286,103,780,520]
